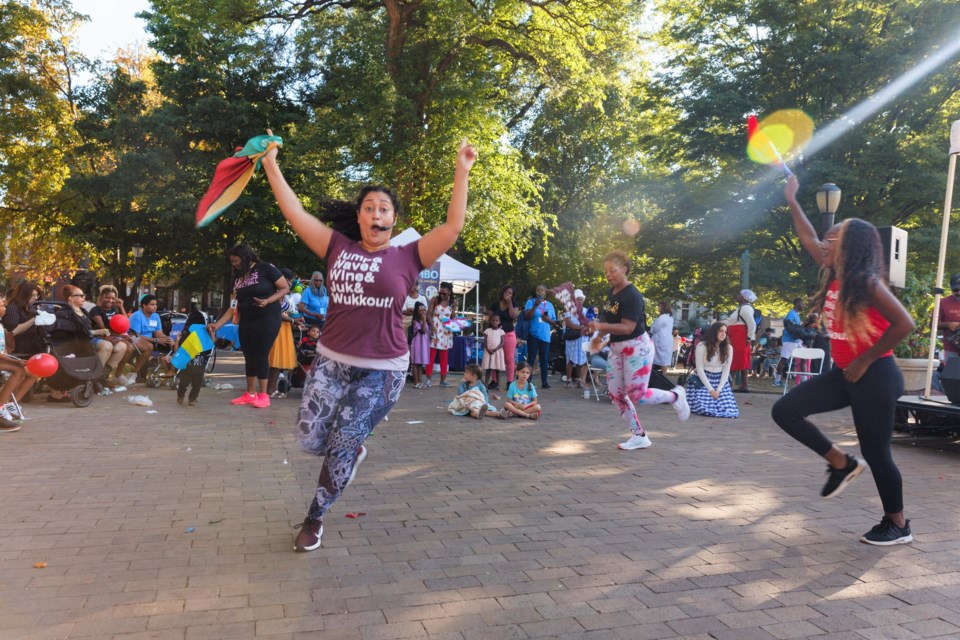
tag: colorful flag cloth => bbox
[550,282,589,327]
[746,114,793,177]
[195,134,283,227]
[170,324,215,370]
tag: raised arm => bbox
[260,130,334,260]
[784,176,831,267]
[418,139,477,267]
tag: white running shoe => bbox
[0,406,17,422]
[672,385,690,421]
[618,434,652,450]
[346,445,367,488]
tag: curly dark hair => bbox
[809,218,888,350]
[227,244,260,278]
[702,321,731,364]
[317,185,402,242]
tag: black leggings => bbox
[238,314,281,380]
[771,356,904,513]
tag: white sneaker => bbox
[345,445,367,488]
[0,406,17,422]
[672,385,690,421]
[619,434,652,450]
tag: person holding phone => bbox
[523,284,558,389]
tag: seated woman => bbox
[46,285,111,401]
[685,321,739,418]
[2,281,44,359]
[0,294,37,426]
[88,285,132,386]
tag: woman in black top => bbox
[208,244,289,408]
[490,285,519,387]
[2,281,44,356]
[587,251,690,451]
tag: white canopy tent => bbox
[392,227,480,295]
[392,227,482,351]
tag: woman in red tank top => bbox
[771,176,916,546]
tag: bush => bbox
[893,272,935,359]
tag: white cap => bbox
[574,289,585,300]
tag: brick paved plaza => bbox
[2,352,960,639]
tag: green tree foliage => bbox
[650,0,960,314]
[234,0,642,263]
[0,0,88,280]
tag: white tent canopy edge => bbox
[392,227,479,295]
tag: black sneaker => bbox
[293,517,323,552]
[861,516,913,546]
[177,394,185,405]
[821,454,866,498]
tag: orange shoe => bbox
[231,393,256,405]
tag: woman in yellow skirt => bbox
[268,268,299,398]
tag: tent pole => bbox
[923,144,959,399]
[476,283,480,363]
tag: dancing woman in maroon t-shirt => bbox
[772,176,915,546]
[261,131,477,552]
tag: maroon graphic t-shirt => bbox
[319,231,423,359]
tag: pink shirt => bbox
[319,231,423,360]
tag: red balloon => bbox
[26,353,59,378]
[109,314,130,334]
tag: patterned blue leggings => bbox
[297,355,405,521]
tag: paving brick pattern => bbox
[2,353,960,639]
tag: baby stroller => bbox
[285,325,315,392]
[38,302,104,407]
[675,328,702,387]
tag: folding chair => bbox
[582,342,606,401]
[782,347,826,395]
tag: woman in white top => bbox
[649,300,674,372]
[685,321,739,418]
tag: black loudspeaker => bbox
[877,226,908,289]
[940,357,960,406]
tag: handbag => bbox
[563,327,581,341]
[686,373,705,388]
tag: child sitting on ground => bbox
[501,361,541,420]
[448,364,498,420]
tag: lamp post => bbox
[132,243,144,308]
[815,183,842,231]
